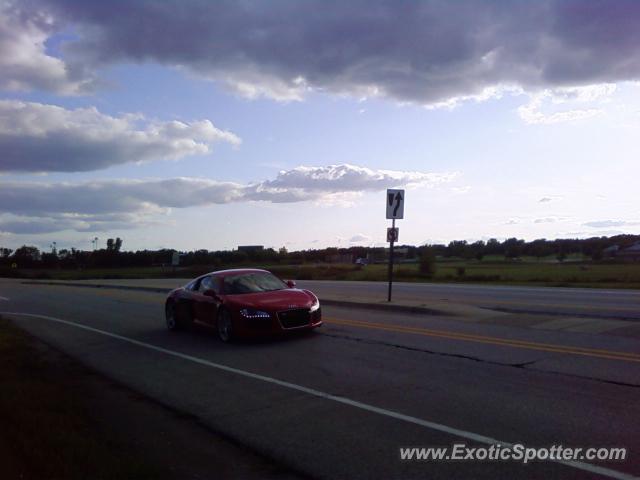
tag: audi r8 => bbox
[165,269,322,341]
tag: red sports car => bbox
[165,268,322,341]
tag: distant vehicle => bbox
[355,257,369,266]
[165,269,322,342]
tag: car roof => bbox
[203,268,270,278]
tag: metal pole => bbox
[387,218,395,302]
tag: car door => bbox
[193,275,221,324]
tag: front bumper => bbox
[234,307,322,336]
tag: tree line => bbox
[1,234,638,270]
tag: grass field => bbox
[2,258,640,289]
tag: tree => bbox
[468,240,486,260]
[446,240,468,258]
[504,238,524,259]
[106,238,115,251]
[419,247,437,277]
[12,245,41,267]
[485,238,503,255]
[114,237,123,252]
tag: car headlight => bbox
[310,299,320,312]
[240,308,271,319]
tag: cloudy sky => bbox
[1,0,639,252]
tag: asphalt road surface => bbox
[297,280,640,320]
[1,278,639,479]
[51,278,640,320]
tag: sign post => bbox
[171,251,180,274]
[386,189,404,302]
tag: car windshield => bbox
[223,272,287,294]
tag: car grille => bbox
[277,308,311,329]
[245,317,273,330]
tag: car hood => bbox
[225,288,317,311]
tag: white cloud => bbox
[0,100,240,172]
[0,164,456,233]
[0,2,94,94]
[349,233,371,244]
[583,220,640,228]
[534,216,569,224]
[538,195,563,203]
[518,84,617,125]
[0,213,146,234]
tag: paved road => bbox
[1,279,639,479]
[41,278,640,320]
[297,280,640,320]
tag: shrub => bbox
[419,248,437,277]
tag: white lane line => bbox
[3,311,637,480]
[0,296,9,301]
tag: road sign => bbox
[386,189,405,219]
[387,227,399,243]
[386,189,405,302]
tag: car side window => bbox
[198,276,219,294]
[198,276,210,292]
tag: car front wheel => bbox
[166,301,191,331]
[166,301,179,331]
[217,308,234,342]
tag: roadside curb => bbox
[319,298,453,316]
[21,281,455,317]
[22,281,168,294]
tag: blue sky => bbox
[1,1,639,252]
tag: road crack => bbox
[318,331,640,389]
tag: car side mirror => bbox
[286,280,296,288]
[203,289,219,299]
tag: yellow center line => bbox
[325,317,640,363]
[467,299,640,313]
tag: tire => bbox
[217,308,234,343]
[166,301,190,331]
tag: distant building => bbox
[237,245,264,253]
[602,245,619,258]
[618,242,640,261]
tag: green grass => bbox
[2,259,640,289]
[267,260,640,289]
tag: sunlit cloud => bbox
[0,100,240,172]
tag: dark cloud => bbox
[8,0,640,104]
[0,164,454,233]
[0,100,240,172]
